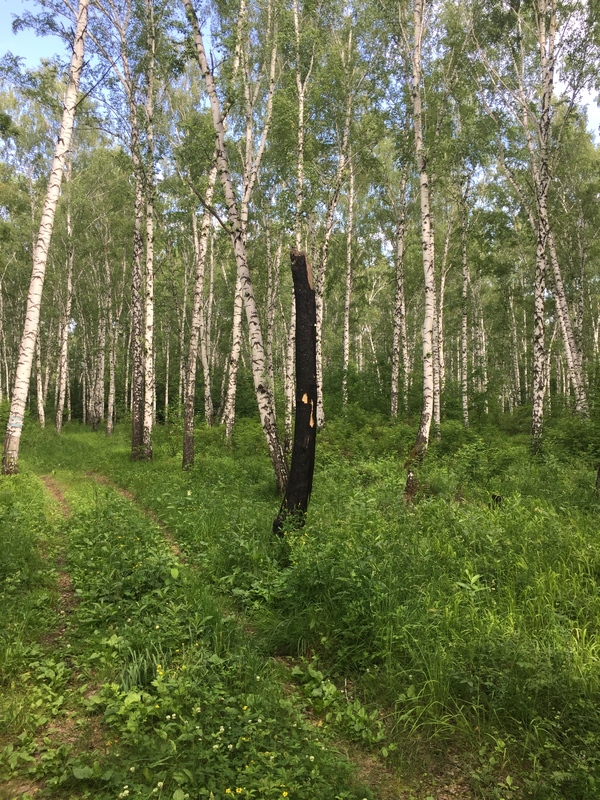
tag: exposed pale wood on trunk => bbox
[274,250,317,534]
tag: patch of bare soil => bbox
[86,471,185,562]
[0,779,42,799]
[39,476,76,646]
[339,741,475,800]
[39,475,71,518]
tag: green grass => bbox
[1,431,373,800]
[4,412,600,798]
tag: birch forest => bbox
[1,0,600,471]
[3,0,600,797]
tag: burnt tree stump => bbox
[273,249,317,536]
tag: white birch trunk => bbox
[184,0,288,490]
[460,191,469,428]
[433,219,452,433]
[2,0,89,473]
[56,234,73,435]
[141,0,156,459]
[91,311,106,431]
[285,0,314,452]
[36,338,45,428]
[547,229,587,414]
[314,35,353,428]
[390,172,409,418]
[183,164,217,467]
[509,292,521,406]
[342,153,355,407]
[222,271,244,437]
[411,0,435,457]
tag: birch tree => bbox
[183,0,288,492]
[2,0,89,474]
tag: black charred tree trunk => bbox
[274,250,317,535]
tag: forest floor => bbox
[1,412,600,799]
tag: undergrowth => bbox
[5,411,600,799]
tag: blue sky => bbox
[0,0,66,67]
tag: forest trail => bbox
[55,465,474,800]
[85,470,185,563]
[5,463,473,800]
[39,475,77,644]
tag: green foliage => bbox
[2,436,371,799]
[7,418,600,797]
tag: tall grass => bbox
[16,412,600,797]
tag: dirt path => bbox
[39,475,76,643]
[86,471,185,562]
[65,471,473,800]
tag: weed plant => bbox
[8,413,600,798]
[1,451,371,799]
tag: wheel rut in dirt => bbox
[39,475,76,641]
[85,471,185,562]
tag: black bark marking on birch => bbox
[273,250,317,536]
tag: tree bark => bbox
[90,309,106,431]
[285,0,315,453]
[342,153,355,407]
[390,172,409,418]
[183,165,217,468]
[2,0,89,474]
[409,0,435,461]
[274,251,317,534]
[56,174,74,435]
[547,229,587,414]
[460,187,469,428]
[141,0,156,459]
[183,0,288,492]
[35,338,45,428]
[131,147,145,458]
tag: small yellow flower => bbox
[225,790,232,795]
[282,793,288,797]
[236,790,243,795]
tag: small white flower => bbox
[257,718,262,724]
[219,726,225,733]
[172,713,176,719]
[129,766,135,772]
[213,744,219,750]
[166,715,171,720]
[309,756,314,762]
[157,782,164,788]
[228,744,233,750]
